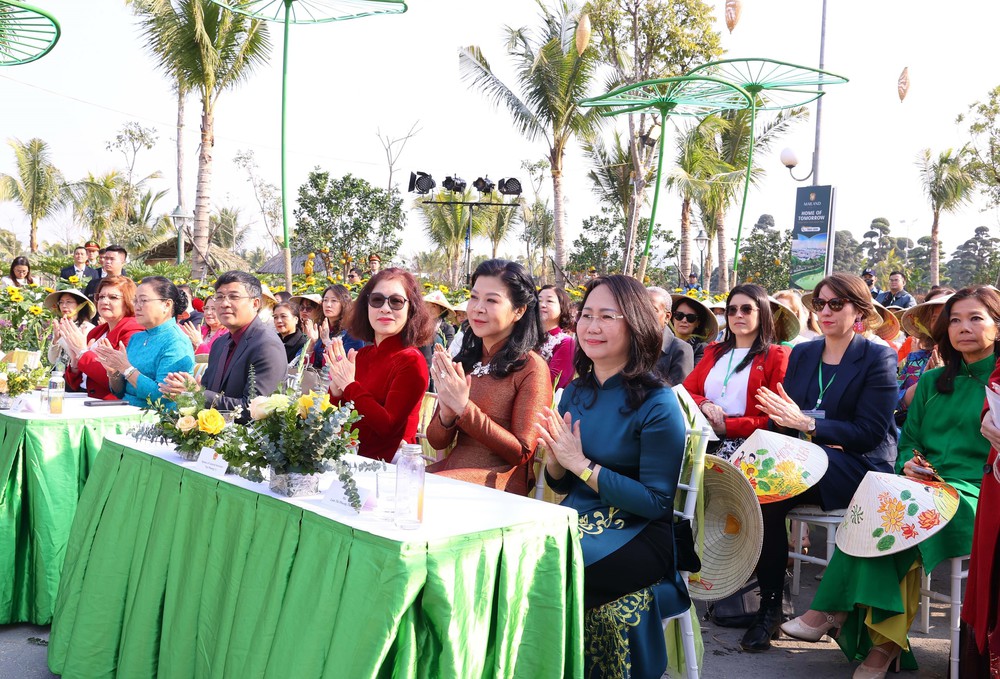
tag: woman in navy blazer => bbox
[742,273,899,653]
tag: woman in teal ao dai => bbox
[782,286,999,678]
[538,275,687,679]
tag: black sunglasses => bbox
[368,293,408,311]
[674,312,699,324]
[811,297,848,312]
[726,304,758,317]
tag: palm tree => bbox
[459,1,600,285]
[416,190,490,287]
[68,171,122,243]
[481,199,522,259]
[0,138,67,252]
[210,205,246,249]
[132,0,271,277]
[917,147,978,286]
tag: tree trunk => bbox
[623,196,639,276]
[176,85,186,209]
[930,209,941,287]
[192,102,214,278]
[29,215,38,253]
[550,156,567,286]
[704,238,714,297]
[716,212,730,292]
[679,197,692,285]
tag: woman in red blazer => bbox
[682,283,791,456]
[63,276,144,399]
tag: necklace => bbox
[470,361,492,377]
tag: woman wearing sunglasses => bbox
[671,295,719,367]
[681,284,791,458]
[742,273,898,653]
[325,268,434,462]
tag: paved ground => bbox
[0,559,955,679]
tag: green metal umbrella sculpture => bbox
[580,75,753,282]
[0,0,60,66]
[208,0,407,291]
[686,58,848,281]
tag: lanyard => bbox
[720,349,744,398]
[816,363,836,409]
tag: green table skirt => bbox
[0,410,147,624]
[48,440,585,678]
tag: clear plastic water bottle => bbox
[394,444,425,530]
[48,369,65,415]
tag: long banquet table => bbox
[0,395,147,624]
[47,434,585,678]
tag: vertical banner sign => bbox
[789,185,837,291]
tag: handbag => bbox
[705,573,795,628]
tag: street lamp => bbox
[695,228,709,290]
[170,205,194,265]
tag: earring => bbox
[853,318,865,333]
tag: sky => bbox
[2,0,999,270]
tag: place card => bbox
[322,478,374,511]
[195,447,228,478]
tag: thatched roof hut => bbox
[139,237,253,274]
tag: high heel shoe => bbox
[780,610,846,642]
[852,644,902,679]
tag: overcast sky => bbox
[2,0,998,267]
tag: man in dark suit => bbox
[84,245,129,300]
[647,286,693,386]
[60,246,100,284]
[160,271,286,422]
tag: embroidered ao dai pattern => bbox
[548,375,687,679]
[539,327,575,389]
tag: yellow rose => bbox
[197,408,226,435]
[296,393,316,418]
[176,415,198,433]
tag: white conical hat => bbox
[687,454,763,602]
[729,430,829,503]
[671,385,719,442]
[835,472,960,558]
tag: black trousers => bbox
[584,519,675,609]
[756,485,824,595]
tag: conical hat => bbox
[687,454,763,602]
[768,296,801,343]
[671,385,719,442]
[670,294,719,341]
[900,294,952,341]
[43,288,95,321]
[872,300,902,341]
[835,472,960,558]
[729,430,829,503]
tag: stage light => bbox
[497,177,522,196]
[408,171,436,194]
[473,176,495,194]
[443,176,467,193]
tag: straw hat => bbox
[835,472,960,558]
[686,454,764,602]
[453,299,469,313]
[872,300,902,341]
[729,430,829,504]
[768,296,801,343]
[43,288,95,322]
[900,294,952,341]
[289,293,322,308]
[423,289,454,313]
[670,294,719,341]
[260,283,278,308]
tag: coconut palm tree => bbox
[131,0,271,277]
[68,171,123,243]
[917,147,978,286]
[481,199,522,259]
[0,138,67,252]
[459,0,600,285]
[416,190,491,287]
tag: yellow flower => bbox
[439,285,448,293]
[27,305,43,316]
[267,393,291,413]
[319,394,333,412]
[197,408,226,435]
[44,287,55,293]
[880,497,905,534]
[173,278,185,285]
[68,275,80,285]
[176,415,198,433]
[9,292,23,303]
[5,286,18,295]
[307,253,316,260]
[305,276,316,285]
[296,392,318,418]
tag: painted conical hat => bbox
[835,472,960,558]
[768,296,801,343]
[687,454,763,602]
[729,430,829,503]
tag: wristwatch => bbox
[578,460,597,483]
[122,366,138,381]
[805,417,817,438]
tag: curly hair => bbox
[348,268,435,347]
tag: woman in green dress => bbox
[781,286,1000,678]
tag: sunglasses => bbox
[811,297,849,312]
[368,293,408,311]
[726,304,757,317]
[674,312,699,324]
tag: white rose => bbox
[176,415,198,433]
[248,396,273,420]
[178,406,197,417]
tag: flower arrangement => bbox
[131,379,240,461]
[0,364,47,398]
[0,284,54,352]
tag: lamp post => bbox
[170,205,194,265]
[695,228,709,291]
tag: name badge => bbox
[195,447,229,478]
[802,409,826,420]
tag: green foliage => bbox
[0,283,55,353]
[292,171,404,268]
[946,226,1000,288]
[2,365,48,398]
[568,207,678,284]
[832,229,864,275]
[737,226,791,291]
[958,85,1000,209]
[0,138,67,253]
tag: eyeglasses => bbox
[810,297,849,312]
[726,304,758,317]
[368,293,408,310]
[95,294,123,302]
[134,297,167,307]
[578,312,625,326]
[213,294,251,305]
[674,312,699,324]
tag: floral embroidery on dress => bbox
[469,361,492,377]
[584,587,653,678]
[579,507,625,537]
[539,330,571,361]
